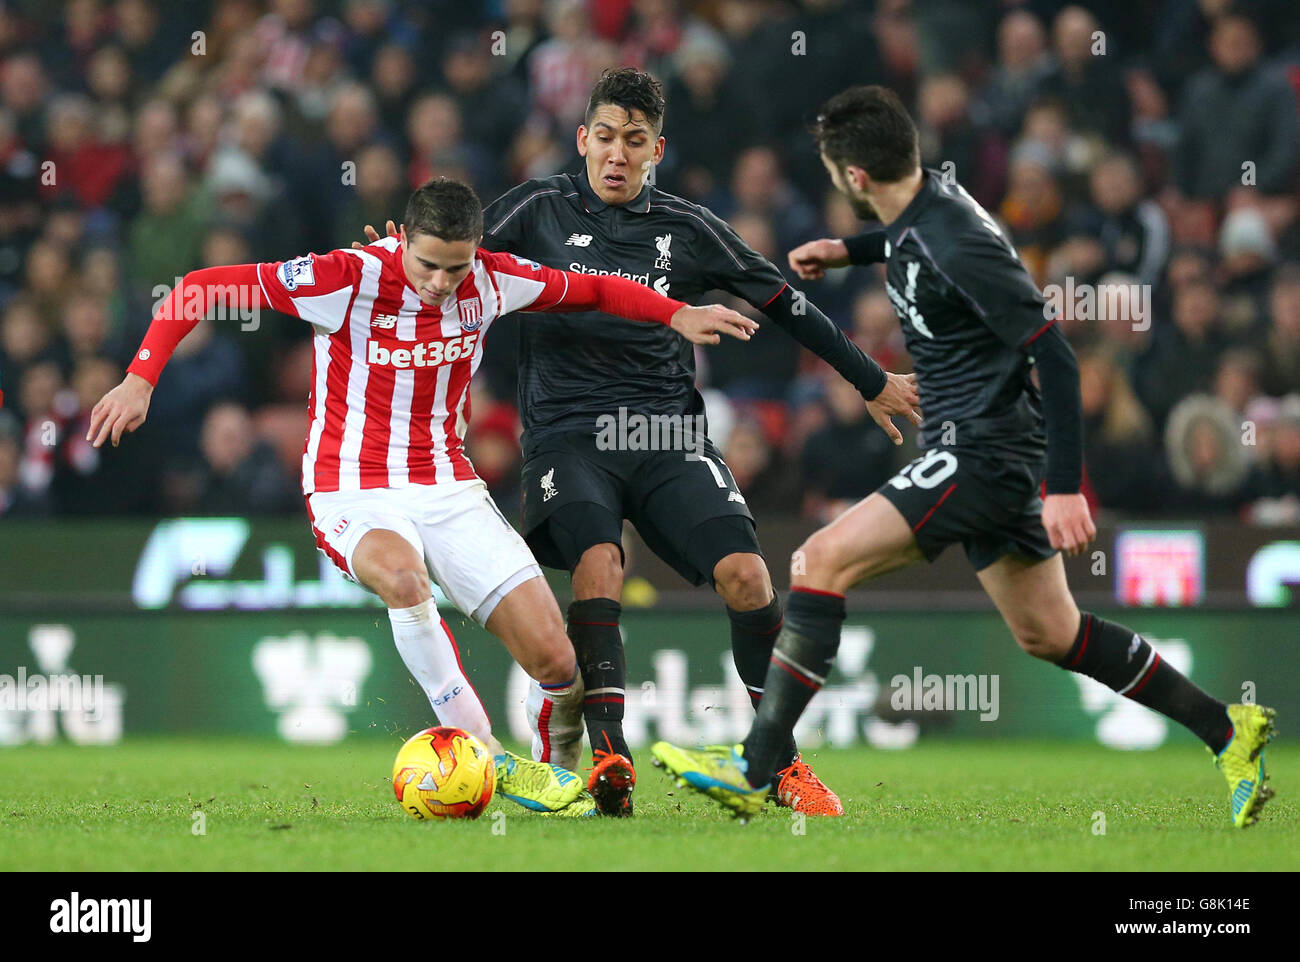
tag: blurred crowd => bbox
[0,0,1298,528]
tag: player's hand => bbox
[351,219,398,250]
[1041,493,1096,557]
[865,372,922,446]
[669,304,759,345]
[86,373,154,448]
[788,238,850,280]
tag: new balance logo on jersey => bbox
[654,232,672,270]
[565,234,593,247]
[278,256,315,291]
[371,314,398,329]
[366,332,480,369]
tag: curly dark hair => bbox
[585,67,666,135]
[403,177,483,242]
[811,85,919,183]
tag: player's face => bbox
[401,227,479,306]
[821,152,879,221]
[577,104,665,206]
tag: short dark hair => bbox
[404,177,483,242]
[585,67,666,135]
[811,85,919,183]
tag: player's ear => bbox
[576,125,589,156]
[652,136,665,164]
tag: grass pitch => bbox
[2,737,1294,871]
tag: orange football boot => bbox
[774,754,844,816]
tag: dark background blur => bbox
[1,0,1298,534]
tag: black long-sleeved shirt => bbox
[844,169,1082,493]
[483,169,886,449]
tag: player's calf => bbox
[488,577,586,770]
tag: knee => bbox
[791,530,844,589]
[519,632,577,685]
[713,554,772,610]
[1011,621,1071,661]
[374,565,430,609]
[573,543,623,598]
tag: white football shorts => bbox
[306,479,542,624]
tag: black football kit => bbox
[483,168,887,583]
[842,168,1084,570]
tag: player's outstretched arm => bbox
[788,238,850,280]
[87,263,268,449]
[789,230,889,280]
[534,268,758,345]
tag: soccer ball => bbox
[392,726,497,820]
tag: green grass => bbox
[1,738,1294,871]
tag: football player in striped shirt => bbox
[86,178,756,817]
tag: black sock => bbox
[567,598,631,761]
[741,588,844,789]
[1058,612,1232,752]
[728,594,797,769]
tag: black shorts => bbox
[520,431,759,585]
[877,446,1056,572]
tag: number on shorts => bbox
[691,453,728,488]
[887,449,958,490]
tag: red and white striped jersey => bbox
[256,236,572,494]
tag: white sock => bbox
[388,599,501,754]
[525,670,585,771]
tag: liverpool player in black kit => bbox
[490,71,920,817]
[366,69,919,816]
[653,86,1276,829]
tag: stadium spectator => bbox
[1078,344,1162,513]
[1074,150,1171,287]
[0,52,48,149]
[915,73,1005,209]
[849,288,909,375]
[800,374,901,524]
[981,10,1052,138]
[112,0,179,88]
[127,152,208,299]
[369,40,419,142]
[1137,277,1228,431]
[721,416,798,514]
[1244,395,1300,524]
[999,147,1067,284]
[190,400,299,515]
[660,30,748,202]
[440,32,528,190]
[0,411,49,517]
[1164,393,1254,514]
[1217,207,1276,337]
[1258,265,1300,397]
[1037,6,1131,145]
[720,147,819,257]
[1173,13,1300,202]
